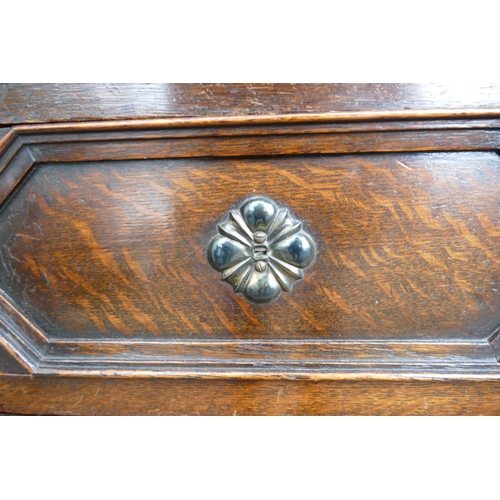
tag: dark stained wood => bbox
[0,290,46,373]
[0,128,16,155]
[2,153,500,344]
[24,130,500,163]
[2,374,500,415]
[0,146,34,207]
[11,108,500,133]
[35,336,500,383]
[44,338,495,365]
[0,135,21,175]
[0,128,12,145]
[2,84,500,413]
[2,84,500,125]
[16,119,500,144]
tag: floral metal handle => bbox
[207,196,316,304]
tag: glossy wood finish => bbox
[2,153,500,342]
[2,374,500,415]
[2,84,500,414]
[2,111,500,380]
[2,84,500,125]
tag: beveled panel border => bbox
[1,110,500,378]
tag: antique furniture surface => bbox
[2,83,500,415]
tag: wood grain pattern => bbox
[0,128,14,154]
[0,146,34,207]
[2,84,500,413]
[0,289,47,370]
[24,130,500,163]
[0,135,22,175]
[45,338,494,365]
[10,109,500,134]
[2,374,500,415]
[2,84,500,125]
[2,153,500,343]
[16,119,500,144]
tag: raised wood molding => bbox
[2,83,500,416]
[10,108,500,133]
[1,110,500,385]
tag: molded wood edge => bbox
[0,146,34,207]
[0,328,36,374]
[36,340,500,380]
[28,365,500,381]
[1,112,500,381]
[0,292,47,373]
[0,135,22,174]
[0,292,49,345]
[0,128,16,157]
[11,109,500,134]
[45,338,496,363]
[25,130,500,164]
[488,327,500,361]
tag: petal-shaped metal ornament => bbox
[206,196,317,304]
[207,235,251,271]
[270,233,316,269]
[243,266,282,304]
[241,198,276,231]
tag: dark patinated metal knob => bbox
[207,196,317,304]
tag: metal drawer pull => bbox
[207,196,316,304]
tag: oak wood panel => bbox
[0,290,47,347]
[2,84,500,125]
[11,110,500,134]
[0,136,22,175]
[1,153,500,342]
[2,84,500,413]
[36,350,500,380]
[2,374,500,415]
[45,339,494,364]
[0,146,34,206]
[0,128,12,145]
[26,130,500,163]
[16,119,500,146]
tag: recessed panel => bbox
[1,152,500,340]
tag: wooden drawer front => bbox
[1,111,500,379]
